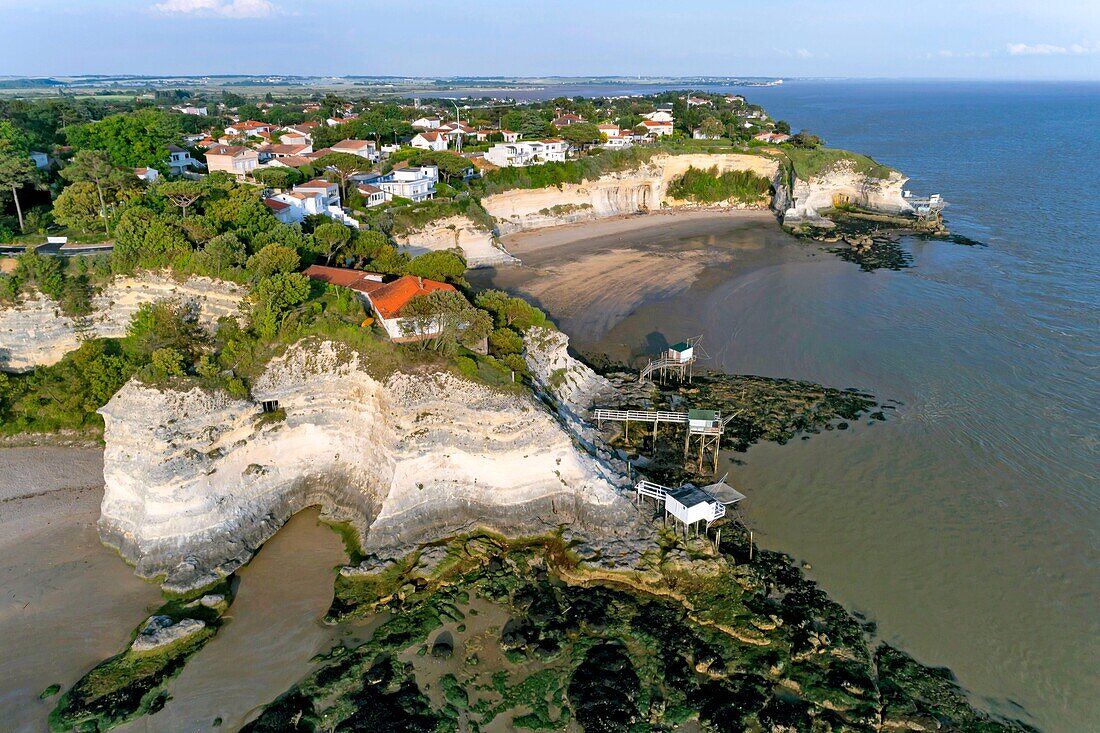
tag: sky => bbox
[2,0,1098,80]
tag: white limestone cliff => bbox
[780,159,913,226]
[0,272,245,373]
[394,215,519,268]
[98,340,645,593]
[481,153,780,234]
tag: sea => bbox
[491,79,1100,732]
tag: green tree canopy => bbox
[406,250,466,283]
[64,108,191,168]
[0,149,43,232]
[247,242,300,279]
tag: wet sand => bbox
[477,210,811,348]
[0,448,163,733]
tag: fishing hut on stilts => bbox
[634,476,746,545]
[639,336,707,384]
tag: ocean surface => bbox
[572,80,1098,732]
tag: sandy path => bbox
[0,448,163,733]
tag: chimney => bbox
[417,276,423,288]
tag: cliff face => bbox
[394,215,518,268]
[98,341,642,593]
[780,160,913,226]
[0,272,245,373]
[481,153,780,234]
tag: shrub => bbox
[667,166,771,203]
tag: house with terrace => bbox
[410,130,449,151]
[330,139,379,162]
[205,145,258,177]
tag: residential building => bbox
[330,139,379,162]
[639,119,674,137]
[225,120,275,137]
[257,143,313,162]
[410,131,449,151]
[642,108,675,123]
[603,132,634,149]
[501,129,521,142]
[483,139,568,167]
[410,117,441,130]
[134,167,159,182]
[692,128,721,140]
[475,129,499,142]
[263,197,298,224]
[204,145,259,176]
[167,144,204,174]
[597,123,620,138]
[363,274,458,342]
[686,97,712,107]
[380,143,401,158]
[266,191,325,222]
[260,155,313,169]
[371,165,438,202]
[294,178,340,207]
[753,131,791,144]
[552,113,584,128]
[303,265,384,293]
[355,183,386,208]
[174,105,208,116]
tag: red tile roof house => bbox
[552,113,584,128]
[303,267,457,342]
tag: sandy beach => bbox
[476,210,811,350]
[0,447,163,733]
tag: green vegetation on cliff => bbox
[667,165,772,204]
[783,147,895,181]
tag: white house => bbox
[597,123,620,138]
[483,139,568,168]
[356,183,386,208]
[662,480,745,532]
[642,108,675,123]
[294,178,340,208]
[167,144,205,174]
[411,117,441,130]
[330,139,379,162]
[369,165,438,203]
[175,106,208,116]
[361,274,459,342]
[639,119,674,137]
[410,131,449,151]
[266,191,325,222]
[134,167,159,182]
[692,128,721,140]
[501,129,521,143]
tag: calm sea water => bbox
[599,81,1098,732]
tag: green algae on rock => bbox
[243,530,1037,732]
[48,579,234,733]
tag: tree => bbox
[407,250,466,283]
[248,272,311,338]
[560,122,602,148]
[158,180,204,218]
[64,108,188,168]
[699,117,724,139]
[0,150,41,233]
[253,167,302,190]
[60,150,132,235]
[789,131,824,149]
[312,152,368,201]
[775,120,792,135]
[312,221,352,265]
[53,182,103,233]
[247,242,300,279]
[344,229,389,267]
[400,290,489,355]
[202,232,247,278]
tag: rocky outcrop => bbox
[0,272,245,373]
[780,159,913,227]
[481,153,780,234]
[98,340,644,593]
[395,215,518,268]
[131,616,206,652]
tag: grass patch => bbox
[783,147,895,180]
[667,165,772,204]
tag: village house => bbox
[753,131,791,144]
[552,113,584,128]
[134,167,159,182]
[597,123,620,138]
[410,117,441,130]
[357,165,438,203]
[639,119,674,137]
[224,120,275,137]
[410,130,449,151]
[174,105,208,116]
[204,145,259,177]
[262,197,298,224]
[294,178,340,207]
[483,139,568,168]
[260,155,313,169]
[692,127,721,140]
[603,130,634,149]
[355,183,386,207]
[302,266,457,342]
[257,143,313,162]
[642,107,675,123]
[686,97,712,107]
[501,129,521,143]
[280,122,319,145]
[167,144,204,174]
[474,129,499,142]
[330,139,379,162]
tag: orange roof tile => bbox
[303,265,385,293]
[365,275,456,320]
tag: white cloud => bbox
[154,0,277,18]
[795,48,813,59]
[1006,42,1098,56]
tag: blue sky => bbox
[2,0,1098,80]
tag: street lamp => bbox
[451,101,462,153]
